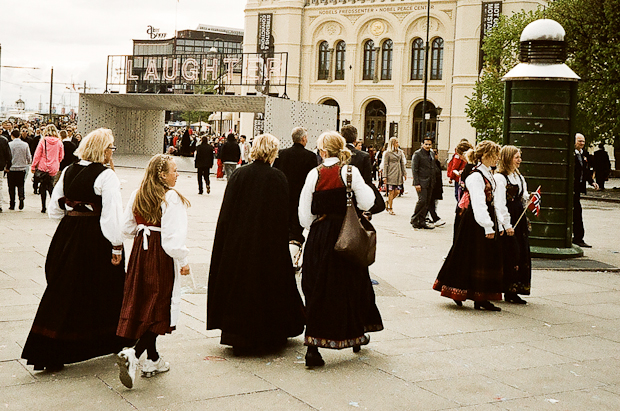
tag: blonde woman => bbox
[380,137,407,214]
[116,154,190,389]
[495,145,531,304]
[299,131,383,367]
[22,128,129,371]
[433,141,504,311]
[31,124,64,212]
[207,134,305,356]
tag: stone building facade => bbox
[243,0,546,159]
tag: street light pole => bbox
[421,0,431,143]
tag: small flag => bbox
[528,187,542,216]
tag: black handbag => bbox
[34,140,50,180]
[334,166,377,267]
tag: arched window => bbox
[318,41,330,80]
[411,38,424,80]
[335,41,346,80]
[362,40,376,80]
[431,37,444,80]
[381,39,393,80]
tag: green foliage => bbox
[547,0,620,146]
[466,1,620,148]
[465,9,545,144]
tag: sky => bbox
[0,0,246,113]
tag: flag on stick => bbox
[528,187,542,216]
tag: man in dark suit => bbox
[573,133,598,248]
[341,125,372,184]
[591,142,611,190]
[274,127,318,247]
[195,136,214,194]
[411,137,436,229]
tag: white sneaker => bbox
[141,357,170,378]
[433,219,446,227]
[117,347,138,389]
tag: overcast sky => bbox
[0,0,246,113]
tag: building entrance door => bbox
[412,101,438,152]
[364,100,386,149]
[321,99,341,131]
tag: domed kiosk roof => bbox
[520,19,565,42]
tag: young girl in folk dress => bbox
[116,154,191,389]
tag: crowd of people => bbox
[3,119,610,389]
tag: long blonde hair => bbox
[133,154,190,224]
[497,145,521,175]
[388,137,399,153]
[317,131,351,164]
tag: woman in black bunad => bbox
[494,145,531,304]
[116,154,191,389]
[207,134,305,355]
[452,148,475,239]
[299,131,383,367]
[433,140,504,311]
[22,128,131,371]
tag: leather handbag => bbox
[334,165,377,267]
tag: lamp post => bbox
[421,0,431,143]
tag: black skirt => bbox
[21,215,132,368]
[302,214,383,349]
[433,205,503,302]
[501,200,532,295]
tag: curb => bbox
[581,195,620,204]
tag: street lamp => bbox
[421,0,431,142]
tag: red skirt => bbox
[216,159,224,178]
[117,230,175,339]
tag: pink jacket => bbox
[31,136,64,176]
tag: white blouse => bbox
[298,157,375,230]
[465,163,497,235]
[49,160,124,247]
[494,172,529,231]
[122,189,190,268]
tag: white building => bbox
[243,0,546,159]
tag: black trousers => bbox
[197,167,211,193]
[573,192,585,242]
[39,173,54,210]
[411,185,433,227]
[7,170,26,205]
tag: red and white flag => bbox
[528,187,542,216]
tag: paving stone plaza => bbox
[1,161,620,410]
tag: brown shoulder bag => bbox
[334,165,377,267]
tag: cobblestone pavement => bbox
[1,164,619,410]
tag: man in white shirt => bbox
[239,135,250,165]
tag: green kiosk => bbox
[502,19,582,258]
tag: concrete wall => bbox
[264,97,338,150]
[78,97,164,156]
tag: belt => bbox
[66,211,100,217]
[137,224,162,250]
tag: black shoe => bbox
[305,350,325,367]
[206,185,211,194]
[8,204,15,210]
[41,208,46,214]
[198,191,203,195]
[353,345,361,353]
[453,299,463,307]
[505,293,527,304]
[573,240,592,248]
[474,301,501,311]
[19,200,24,210]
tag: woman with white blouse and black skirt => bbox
[299,131,383,367]
[433,141,504,311]
[22,128,131,371]
[494,145,531,304]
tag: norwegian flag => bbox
[528,187,542,216]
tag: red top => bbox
[315,164,345,192]
[135,214,161,227]
[447,154,467,183]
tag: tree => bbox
[466,0,620,149]
[547,0,620,147]
[465,9,545,144]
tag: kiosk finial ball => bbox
[520,19,565,42]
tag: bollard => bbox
[502,19,582,258]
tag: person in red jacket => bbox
[447,140,473,202]
[31,124,64,213]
